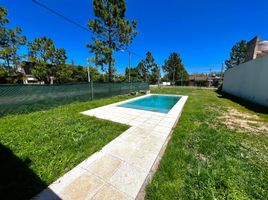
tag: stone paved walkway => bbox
[36,94,188,200]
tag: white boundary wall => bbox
[223,55,268,107]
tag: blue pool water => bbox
[118,95,181,113]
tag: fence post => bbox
[91,81,94,100]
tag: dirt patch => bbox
[219,108,268,133]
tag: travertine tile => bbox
[93,184,132,200]
[84,155,122,181]
[127,148,158,172]
[108,140,137,161]
[60,172,103,200]
[109,163,148,198]
[158,120,175,128]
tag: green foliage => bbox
[0,6,26,70]
[87,0,138,82]
[28,36,67,65]
[28,36,67,84]
[225,40,248,69]
[0,95,131,199]
[0,65,25,84]
[0,6,8,26]
[150,65,160,84]
[70,65,88,82]
[54,64,73,84]
[115,74,126,82]
[146,87,268,199]
[137,51,158,83]
[125,67,143,82]
[162,52,188,85]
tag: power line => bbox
[32,0,145,61]
[130,51,145,59]
[31,0,90,33]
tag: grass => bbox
[1,87,268,199]
[0,95,133,199]
[145,87,268,199]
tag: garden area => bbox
[0,87,267,199]
[146,87,268,199]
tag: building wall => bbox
[223,55,268,107]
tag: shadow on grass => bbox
[216,90,268,115]
[0,143,61,200]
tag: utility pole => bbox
[87,59,94,100]
[157,64,160,88]
[221,63,224,77]
[181,70,183,86]
[128,51,131,83]
[87,66,90,83]
[173,66,175,85]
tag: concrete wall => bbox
[223,55,268,107]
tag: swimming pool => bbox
[118,95,181,113]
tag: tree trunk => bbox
[173,67,175,85]
[108,61,112,82]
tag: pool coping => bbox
[35,94,188,200]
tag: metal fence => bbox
[0,82,149,116]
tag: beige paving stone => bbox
[127,148,158,172]
[92,184,133,200]
[140,113,152,118]
[129,120,144,126]
[153,125,172,134]
[120,132,147,146]
[133,116,149,122]
[139,139,163,154]
[109,163,148,198]
[158,120,175,128]
[60,172,103,200]
[127,127,151,138]
[108,140,137,161]
[147,117,162,123]
[116,117,131,124]
[85,155,122,181]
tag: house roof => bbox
[189,75,208,81]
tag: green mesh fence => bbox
[0,82,149,116]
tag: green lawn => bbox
[146,87,268,199]
[1,87,268,200]
[0,95,132,200]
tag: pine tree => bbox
[87,0,138,82]
[225,40,248,69]
[137,51,157,83]
[0,6,26,70]
[163,52,188,85]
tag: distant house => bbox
[189,75,208,87]
[17,61,44,84]
[189,74,223,87]
[245,36,268,62]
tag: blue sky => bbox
[2,0,268,74]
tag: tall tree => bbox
[87,0,138,82]
[28,36,56,63]
[163,52,188,85]
[150,64,160,84]
[0,6,26,70]
[137,51,157,82]
[0,6,8,47]
[125,67,142,82]
[28,36,67,84]
[225,40,248,69]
